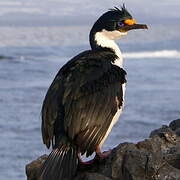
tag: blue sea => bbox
[0,1,180,179]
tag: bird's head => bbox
[90,4,148,49]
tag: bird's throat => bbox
[90,31,123,67]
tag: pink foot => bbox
[95,146,112,159]
[96,149,112,159]
[78,147,112,170]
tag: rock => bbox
[26,119,180,180]
[169,119,180,131]
[169,119,180,136]
[74,173,111,180]
[26,155,48,180]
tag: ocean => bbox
[1,2,180,179]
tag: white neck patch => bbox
[95,29,127,67]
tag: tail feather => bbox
[53,150,65,179]
[71,147,77,177]
[39,145,78,180]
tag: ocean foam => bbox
[123,50,180,59]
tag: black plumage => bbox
[40,48,126,180]
[42,48,126,153]
[39,5,147,180]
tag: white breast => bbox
[94,29,126,147]
[99,83,126,148]
[95,30,124,68]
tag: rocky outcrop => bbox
[26,119,180,180]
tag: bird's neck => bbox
[90,30,123,67]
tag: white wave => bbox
[123,50,180,59]
[0,8,43,16]
[0,2,22,6]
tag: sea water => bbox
[0,23,180,180]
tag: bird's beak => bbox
[119,19,148,32]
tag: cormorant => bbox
[39,5,148,180]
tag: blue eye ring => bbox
[118,22,124,27]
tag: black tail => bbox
[39,144,78,180]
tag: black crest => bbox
[95,4,133,23]
[109,4,133,20]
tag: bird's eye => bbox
[118,22,124,27]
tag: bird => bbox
[39,4,148,180]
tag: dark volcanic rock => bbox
[169,119,180,136]
[26,155,48,180]
[26,119,180,180]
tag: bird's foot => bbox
[78,147,112,170]
[95,149,112,159]
[78,150,111,166]
[95,146,112,159]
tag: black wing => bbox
[41,49,126,156]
